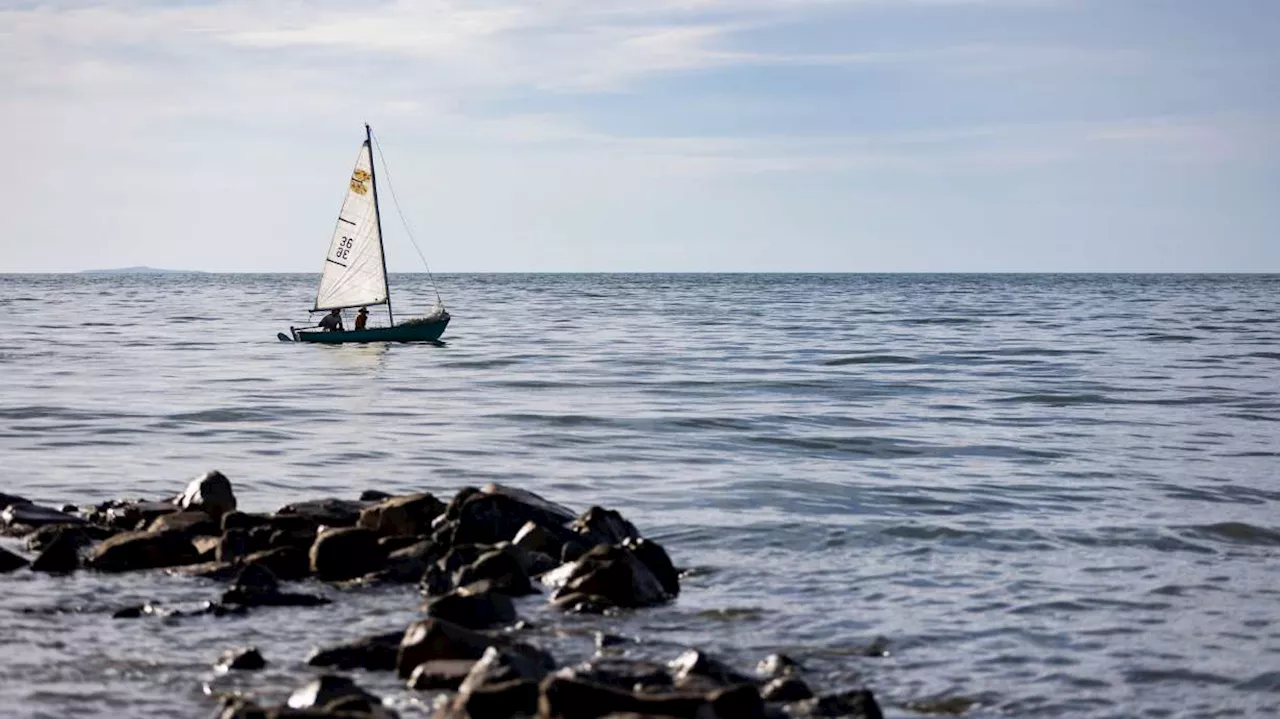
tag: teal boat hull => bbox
[291,316,449,344]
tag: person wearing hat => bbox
[354,307,369,330]
[319,308,344,332]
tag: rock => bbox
[220,511,272,532]
[512,521,563,558]
[561,540,588,563]
[454,549,534,596]
[451,484,578,546]
[379,534,428,552]
[25,523,111,552]
[396,618,494,678]
[310,527,384,581]
[29,529,82,572]
[278,498,368,527]
[358,492,446,537]
[0,546,28,573]
[94,501,179,531]
[407,658,476,690]
[167,560,241,580]
[217,528,252,562]
[571,507,640,547]
[86,529,200,572]
[705,684,767,719]
[761,676,813,702]
[756,653,801,679]
[243,546,310,581]
[213,697,266,719]
[537,676,706,719]
[174,470,237,519]
[796,689,884,719]
[221,564,329,608]
[668,649,754,688]
[268,526,319,551]
[192,535,221,560]
[554,658,674,694]
[595,632,629,650]
[548,544,670,611]
[309,631,405,671]
[438,679,539,719]
[216,647,267,671]
[360,489,393,501]
[1,503,84,530]
[323,694,399,718]
[623,538,679,598]
[379,539,437,583]
[286,674,380,710]
[0,492,30,511]
[457,645,550,695]
[424,589,518,630]
[147,510,218,537]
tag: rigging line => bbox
[370,130,444,307]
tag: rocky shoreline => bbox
[1,472,884,719]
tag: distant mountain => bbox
[80,266,206,275]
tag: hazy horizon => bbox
[4,1,1278,273]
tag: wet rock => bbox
[561,540,588,563]
[705,684,768,719]
[358,492,446,537]
[623,538,679,598]
[309,631,405,671]
[147,509,217,537]
[175,470,237,519]
[548,544,670,611]
[0,492,30,511]
[86,529,200,572]
[269,525,320,552]
[379,534,428,552]
[310,527,384,581]
[222,565,330,608]
[437,679,539,719]
[168,560,241,580]
[2,502,84,530]
[761,676,813,702]
[243,546,310,581]
[554,658,674,694]
[0,546,28,573]
[215,528,252,563]
[668,649,754,688]
[595,632,629,650]
[322,694,399,718]
[379,539,437,583]
[512,521,562,558]
[25,523,111,553]
[396,618,494,678]
[454,549,534,596]
[192,535,221,560]
[221,511,272,533]
[537,676,706,719]
[360,489,394,502]
[424,589,517,630]
[756,653,801,679]
[458,645,550,694]
[29,529,82,572]
[451,484,578,546]
[92,500,179,531]
[571,506,640,547]
[795,689,884,719]
[217,647,267,671]
[407,658,476,690]
[287,674,380,710]
[278,498,368,527]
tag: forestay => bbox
[313,141,388,311]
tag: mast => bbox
[366,123,394,326]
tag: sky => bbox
[2,0,1278,272]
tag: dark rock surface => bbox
[25,523,112,553]
[310,527,384,581]
[308,631,404,671]
[1,503,84,530]
[453,549,534,596]
[217,647,267,671]
[0,546,28,573]
[424,589,518,630]
[756,653,801,679]
[146,509,218,537]
[175,470,237,519]
[554,658,674,694]
[29,528,83,572]
[357,492,445,537]
[242,546,310,581]
[571,506,640,547]
[406,658,476,690]
[762,676,814,702]
[86,529,199,572]
[548,544,671,611]
[286,674,380,710]
[669,648,755,688]
[0,492,30,511]
[796,689,884,719]
[396,618,494,678]
[278,498,368,527]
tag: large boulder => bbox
[624,537,679,598]
[146,510,218,537]
[25,523,110,553]
[0,546,28,573]
[424,589,517,630]
[310,527,384,581]
[90,501,178,531]
[86,529,200,572]
[216,647,266,672]
[571,507,639,547]
[448,484,578,546]
[308,631,404,671]
[29,529,82,573]
[0,492,30,511]
[458,646,550,694]
[396,618,494,678]
[278,498,368,527]
[454,549,534,596]
[2,503,83,530]
[547,544,670,611]
[242,546,310,581]
[216,528,252,562]
[357,492,445,537]
[174,470,237,519]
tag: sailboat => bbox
[284,124,450,344]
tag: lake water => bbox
[1,273,1278,718]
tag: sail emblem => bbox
[350,168,371,195]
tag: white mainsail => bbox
[313,141,388,311]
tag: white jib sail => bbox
[313,141,388,311]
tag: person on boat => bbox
[319,308,344,332]
[354,307,369,330]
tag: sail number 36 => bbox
[335,236,355,260]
